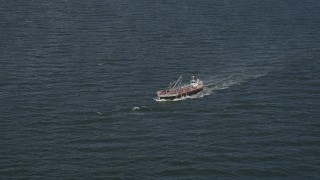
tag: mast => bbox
[170,76,182,90]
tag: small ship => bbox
[155,76,204,101]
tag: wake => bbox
[203,72,265,96]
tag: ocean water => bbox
[1,0,320,179]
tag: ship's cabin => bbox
[190,76,197,84]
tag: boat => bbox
[155,76,204,101]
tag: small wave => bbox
[131,106,152,111]
[96,112,102,115]
[132,107,140,111]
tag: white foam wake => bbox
[203,73,266,96]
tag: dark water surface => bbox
[1,0,320,179]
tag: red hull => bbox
[157,86,204,100]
